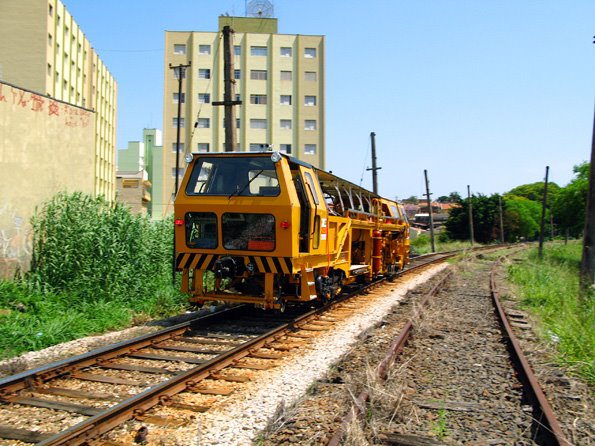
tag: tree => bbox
[503,196,542,241]
[444,194,501,243]
[506,181,560,203]
[552,162,589,238]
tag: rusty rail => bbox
[490,259,570,446]
[327,269,453,446]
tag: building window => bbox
[280,70,292,81]
[250,70,267,80]
[173,117,185,128]
[47,63,52,76]
[198,93,210,104]
[280,47,292,57]
[250,46,268,56]
[48,33,52,47]
[305,120,317,131]
[305,95,317,106]
[173,44,186,55]
[199,44,211,55]
[173,92,185,103]
[49,4,53,16]
[280,95,292,106]
[234,45,241,56]
[197,118,210,128]
[305,71,317,81]
[172,142,185,152]
[304,48,317,58]
[234,69,241,80]
[250,94,267,105]
[250,119,267,129]
[280,144,292,154]
[305,144,316,155]
[173,67,186,79]
[172,168,184,178]
[280,119,292,130]
[197,143,210,152]
[236,94,241,102]
[198,68,211,79]
[250,143,270,151]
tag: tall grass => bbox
[0,192,186,359]
[410,233,473,255]
[507,242,594,383]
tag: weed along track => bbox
[0,254,457,445]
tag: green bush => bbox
[508,243,594,383]
[410,232,472,255]
[0,192,186,359]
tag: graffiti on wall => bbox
[0,83,91,128]
[0,204,32,279]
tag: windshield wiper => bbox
[229,169,264,198]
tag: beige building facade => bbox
[161,16,324,217]
[0,81,95,277]
[0,0,118,200]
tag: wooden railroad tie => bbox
[34,386,125,402]
[129,352,206,364]
[71,371,145,387]
[9,396,102,416]
[0,425,52,443]
[99,361,178,375]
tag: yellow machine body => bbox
[174,152,410,310]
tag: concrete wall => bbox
[0,81,95,277]
[0,0,46,92]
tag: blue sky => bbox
[63,0,594,200]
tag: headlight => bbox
[270,151,282,163]
[184,153,193,163]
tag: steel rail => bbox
[490,259,570,446]
[33,251,457,445]
[35,298,345,445]
[0,306,242,397]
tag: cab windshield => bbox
[185,156,280,197]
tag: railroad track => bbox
[0,250,461,445]
[328,247,570,446]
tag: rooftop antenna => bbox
[246,0,274,17]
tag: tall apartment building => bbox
[0,0,118,200]
[161,16,324,217]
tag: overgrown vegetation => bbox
[0,192,186,359]
[410,233,473,255]
[507,242,594,383]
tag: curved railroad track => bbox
[324,247,570,445]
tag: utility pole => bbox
[580,101,595,299]
[366,132,381,194]
[498,195,505,244]
[424,170,436,252]
[212,26,242,151]
[468,185,475,246]
[538,166,550,259]
[169,62,190,284]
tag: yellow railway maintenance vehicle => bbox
[174,151,410,310]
